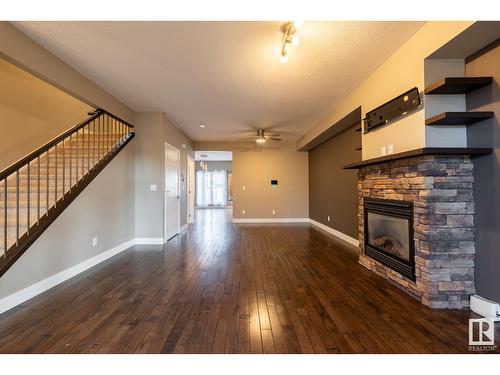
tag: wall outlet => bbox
[242,209,246,215]
[92,237,98,247]
[272,209,276,216]
[381,146,387,156]
[242,186,246,191]
[327,216,331,222]
[150,184,157,191]
[387,144,394,154]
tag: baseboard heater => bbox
[470,295,500,321]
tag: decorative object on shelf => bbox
[279,20,303,63]
[363,87,421,133]
[424,76,493,95]
[425,111,494,126]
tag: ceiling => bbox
[195,151,232,161]
[13,21,424,142]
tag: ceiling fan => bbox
[240,129,282,144]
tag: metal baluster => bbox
[16,170,19,246]
[97,117,101,163]
[69,134,72,191]
[93,120,96,168]
[76,130,79,184]
[82,126,85,176]
[88,124,91,172]
[27,163,30,235]
[62,139,66,197]
[106,115,109,156]
[54,144,58,207]
[37,156,40,224]
[46,150,49,215]
[3,179,7,256]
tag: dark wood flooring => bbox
[0,209,497,353]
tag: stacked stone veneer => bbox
[357,155,475,309]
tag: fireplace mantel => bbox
[343,147,491,169]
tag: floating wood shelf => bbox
[355,147,362,151]
[425,111,494,126]
[343,147,492,169]
[424,77,493,95]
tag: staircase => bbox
[0,109,135,277]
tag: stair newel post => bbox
[16,170,19,246]
[37,155,40,225]
[27,163,30,235]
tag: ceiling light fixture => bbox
[199,123,207,128]
[256,138,266,144]
[279,21,303,63]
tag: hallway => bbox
[0,217,491,354]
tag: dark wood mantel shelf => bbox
[343,147,492,169]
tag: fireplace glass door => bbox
[367,212,410,262]
[364,198,415,280]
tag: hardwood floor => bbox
[0,210,497,353]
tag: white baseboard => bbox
[308,218,360,247]
[232,218,309,223]
[135,237,163,245]
[0,239,135,315]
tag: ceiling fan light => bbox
[256,138,266,144]
[291,35,299,46]
[280,53,288,64]
[293,20,304,29]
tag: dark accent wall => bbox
[465,41,500,302]
[309,123,361,238]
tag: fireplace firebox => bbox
[364,198,415,280]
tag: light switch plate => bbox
[381,146,387,156]
[242,209,246,215]
[388,144,394,154]
[150,184,157,191]
[92,237,98,247]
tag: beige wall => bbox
[163,114,194,227]
[233,144,308,219]
[0,58,92,170]
[134,112,194,239]
[297,21,474,160]
[195,142,308,219]
[0,22,134,123]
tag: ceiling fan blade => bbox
[266,137,282,141]
[265,133,281,137]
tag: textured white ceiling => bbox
[13,21,424,142]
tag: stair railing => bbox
[0,108,134,275]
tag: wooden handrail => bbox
[0,108,134,181]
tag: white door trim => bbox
[164,142,180,241]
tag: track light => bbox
[279,21,303,63]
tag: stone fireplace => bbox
[356,154,476,309]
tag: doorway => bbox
[187,155,195,224]
[194,151,233,223]
[164,142,180,241]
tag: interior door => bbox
[165,143,180,241]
